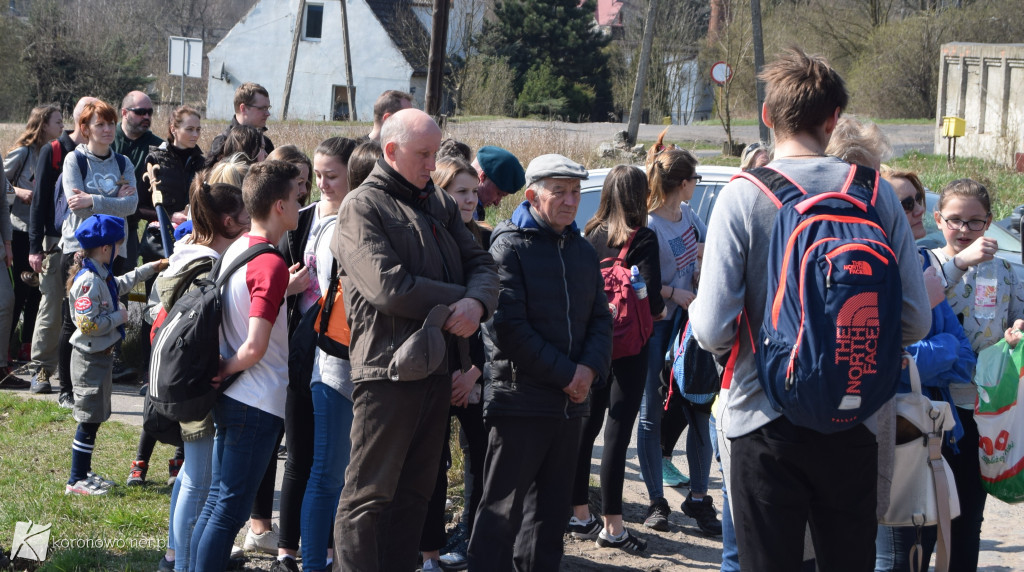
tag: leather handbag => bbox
[879,354,960,572]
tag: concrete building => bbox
[206,0,431,121]
[934,42,1024,169]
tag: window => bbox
[333,85,356,121]
[304,4,324,40]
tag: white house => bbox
[206,0,433,121]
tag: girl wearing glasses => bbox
[928,178,1024,572]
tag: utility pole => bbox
[626,0,658,146]
[750,0,770,144]
[340,0,357,120]
[281,0,307,120]
[425,0,451,117]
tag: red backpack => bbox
[601,230,654,360]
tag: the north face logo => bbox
[835,292,879,398]
[843,260,873,276]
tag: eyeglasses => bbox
[247,104,272,113]
[938,213,989,231]
[900,192,925,212]
[127,107,153,116]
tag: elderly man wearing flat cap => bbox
[468,154,612,571]
[472,146,526,219]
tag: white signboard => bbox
[168,36,203,78]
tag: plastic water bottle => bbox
[630,265,648,300]
[974,260,998,320]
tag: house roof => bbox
[366,0,430,74]
[596,0,626,26]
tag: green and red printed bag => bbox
[974,339,1024,503]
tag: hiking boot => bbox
[596,528,647,553]
[643,497,671,532]
[0,370,30,390]
[269,557,300,572]
[30,369,53,394]
[168,459,183,486]
[127,460,148,486]
[567,515,603,540]
[662,457,690,487]
[58,391,75,409]
[243,523,280,555]
[681,493,723,536]
[65,478,108,496]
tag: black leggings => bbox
[134,430,184,463]
[571,347,648,515]
[278,382,315,550]
[10,230,40,349]
[420,400,487,551]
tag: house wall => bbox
[933,43,1024,167]
[207,0,420,122]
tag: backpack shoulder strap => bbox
[74,150,88,178]
[841,163,880,206]
[213,243,282,288]
[113,152,128,176]
[731,166,806,208]
[617,228,638,260]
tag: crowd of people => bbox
[1,45,1015,572]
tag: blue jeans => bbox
[300,383,354,571]
[189,395,283,572]
[875,524,937,572]
[681,403,712,494]
[712,414,740,572]
[638,316,678,501]
[172,435,214,572]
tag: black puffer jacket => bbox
[482,201,613,419]
[145,142,204,215]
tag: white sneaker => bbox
[243,523,280,555]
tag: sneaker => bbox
[157,556,175,572]
[269,556,300,572]
[0,371,30,390]
[662,457,690,487]
[230,545,244,559]
[127,460,148,486]
[58,391,75,409]
[567,515,603,540]
[30,369,53,394]
[596,528,648,553]
[65,478,108,496]
[243,523,280,555]
[226,555,246,571]
[438,551,468,570]
[643,497,671,532]
[442,521,469,553]
[111,360,138,384]
[87,472,115,489]
[421,558,442,572]
[168,459,183,486]
[681,493,723,536]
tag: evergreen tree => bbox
[478,0,612,120]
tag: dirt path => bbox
[10,368,1022,571]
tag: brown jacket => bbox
[332,159,499,382]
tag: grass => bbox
[0,392,472,570]
[0,392,177,571]
[888,151,1024,219]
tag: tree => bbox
[477,0,612,120]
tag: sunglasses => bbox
[127,107,153,116]
[900,192,924,212]
[689,175,703,184]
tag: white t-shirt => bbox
[219,234,290,418]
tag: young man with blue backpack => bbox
[690,47,932,571]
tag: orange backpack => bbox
[315,257,350,357]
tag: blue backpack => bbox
[736,164,902,433]
[53,150,127,231]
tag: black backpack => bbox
[148,243,283,422]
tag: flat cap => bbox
[525,154,588,185]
